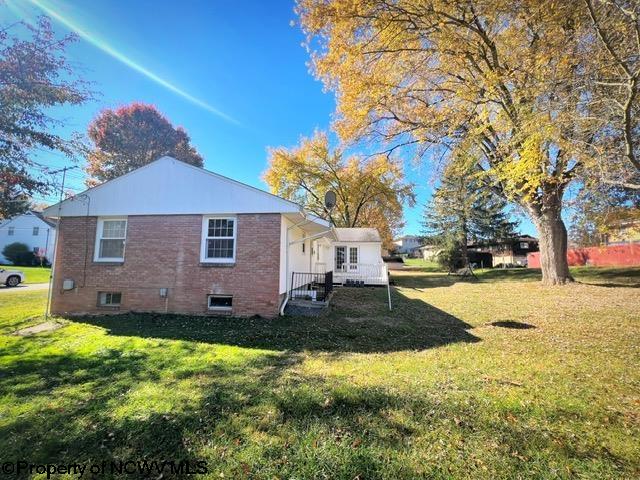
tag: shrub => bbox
[2,242,35,266]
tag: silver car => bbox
[0,268,25,287]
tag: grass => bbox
[0,267,638,479]
[399,258,441,271]
[0,264,51,284]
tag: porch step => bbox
[284,298,330,317]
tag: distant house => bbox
[393,235,422,257]
[418,244,440,261]
[468,235,539,266]
[42,157,386,318]
[0,211,56,264]
[603,217,640,245]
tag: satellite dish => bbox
[324,190,337,210]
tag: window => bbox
[349,247,359,270]
[7,227,14,236]
[208,295,232,311]
[201,217,236,263]
[335,246,345,271]
[94,218,127,262]
[302,242,306,254]
[98,291,121,307]
[33,226,39,236]
[520,242,529,249]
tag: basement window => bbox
[208,295,233,312]
[98,292,122,307]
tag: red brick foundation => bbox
[51,214,282,317]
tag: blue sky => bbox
[5,0,535,236]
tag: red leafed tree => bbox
[86,103,204,185]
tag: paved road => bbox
[0,283,49,293]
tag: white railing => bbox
[334,263,388,283]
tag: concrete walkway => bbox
[0,283,49,293]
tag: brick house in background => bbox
[43,157,384,318]
[468,235,539,267]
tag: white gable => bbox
[43,157,301,217]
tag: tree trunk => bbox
[529,205,574,285]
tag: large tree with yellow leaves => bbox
[297,0,638,285]
[264,132,415,249]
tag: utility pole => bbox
[45,166,78,319]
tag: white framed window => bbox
[201,216,236,263]
[349,246,359,271]
[33,226,39,236]
[335,246,346,270]
[208,294,233,311]
[520,242,529,249]
[98,291,121,307]
[8,226,14,236]
[94,217,127,262]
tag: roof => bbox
[42,156,303,218]
[30,211,56,228]
[0,211,56,229]
[334,227,381,243]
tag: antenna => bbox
[324,190,337,210]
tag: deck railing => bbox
[290,271,334,302]
[334,263,388,282]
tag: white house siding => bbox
[0,212,56,264]
[279,215,316,295]
[44,156,302,218]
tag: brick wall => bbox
[51,214,282,317]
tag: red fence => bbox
[527,243,640,268]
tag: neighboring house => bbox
[0,211,56,264]
[603,217,640,245]
[43,157,385,318]
[418,244,440,261]
[468,235,539,266]
[393,235,422,257]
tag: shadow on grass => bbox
[71,288,479,354]
[490,321,536,329]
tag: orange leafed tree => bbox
[264,132,415,250]
[85,103,203,185]
[295,0,633,285]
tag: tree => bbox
[296,0,612,284]
[423,161,518,268]
[2,242,34,266]
[570,185,640,247]
[582,0,640,190]
[0,15,90,212]
[0,165,44,219]
[86,103,204,184]
[264,131,415,249]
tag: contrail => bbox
[26,0,240,125]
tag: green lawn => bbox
[0,268,638,479]
[0,264,51,284]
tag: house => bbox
[603,216,640,245]
[0,211,56,264]
[468,235,539,266]
[43,157,385,318]
[418,244,440,261]
[392,235,422,257]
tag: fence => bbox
[290,271,334,302]
[527,243,640,267]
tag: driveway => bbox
[0,283,49,293]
